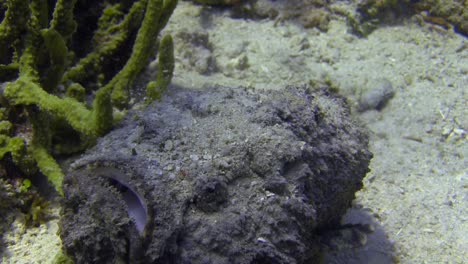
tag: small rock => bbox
[164,140,174,151]
[358,78,395,111]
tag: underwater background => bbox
[1,0,466,263]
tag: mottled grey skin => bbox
[60,85,372,264]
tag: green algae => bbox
[146,34,175,101]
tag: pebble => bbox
[359,78,395,111]
[164,140,174,151]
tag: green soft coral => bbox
[40,28,68,92]
[49,0,78,40]
[146,34,175,101]
[110,0,178,107]
[0,0,29,65]
[0,0,178,195]
[0,134,36,175]
[62,1,147,89]
[0,135,26,164]
[30,145,64,195]
[4,75,112,137]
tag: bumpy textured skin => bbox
[61,85,372,264]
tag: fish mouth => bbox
[94,167,148,234]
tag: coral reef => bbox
[187,0,467,36]
[414,0,467,35]
[354,0,468,36]
[0,0,178,194]
[61,85,372,263]
[188,0,335,31]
